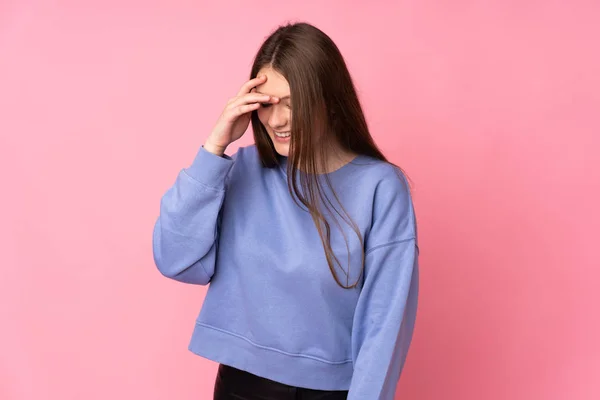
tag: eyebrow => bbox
[255,90,290,100]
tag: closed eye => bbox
[260,103,273,108]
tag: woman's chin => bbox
[272,141,290,157]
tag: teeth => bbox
[275,131,291,138]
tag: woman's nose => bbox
[268,107,288,129]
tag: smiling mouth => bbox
[274,131,291,138]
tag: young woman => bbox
[153,22,419,400]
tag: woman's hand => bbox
[204,75,279,156]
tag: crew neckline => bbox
[277,154,367,178]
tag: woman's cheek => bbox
[256,108,269,126]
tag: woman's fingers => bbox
[229,93,279,108]
[232,102,261,117]
[237,75,267,96]
[227,94,280,119]
[229,92,270,106]
[222,77,281,121]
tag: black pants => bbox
[213,364,349,400]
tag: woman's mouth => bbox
[274,131,291,143]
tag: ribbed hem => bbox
[188,322,353,391]
[184,146,234,189]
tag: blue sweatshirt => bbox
[152,144,419,399]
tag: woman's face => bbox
[254,67,292,157]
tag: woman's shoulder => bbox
[229,144,258,161]
[351,155,411,195]
[228,144,262,171]
[353,156,416,245]
[227,144,279,183]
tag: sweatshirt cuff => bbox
[184,146,235,189]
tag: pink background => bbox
[1,1,598,399]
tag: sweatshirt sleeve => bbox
[348,173,420,400]
[152,145,236,285]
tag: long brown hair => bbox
[250,22,401,289]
